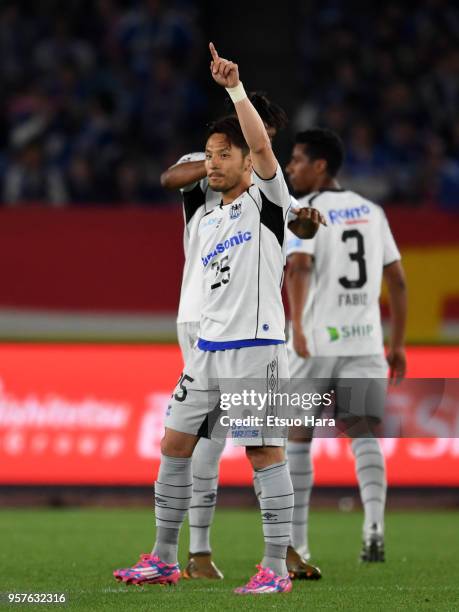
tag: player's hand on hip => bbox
[209,42,240,88]
[386,347,406,384]
[292,325,310,358]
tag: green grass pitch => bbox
[0,508,458,611]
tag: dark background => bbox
[0,0,458,209]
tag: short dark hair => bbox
[206,116,249,155]
[295,128,344,177]
[224,91,289,132]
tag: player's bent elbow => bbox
[160,171,173,189]
[394,274,407,292]
[384,261,407,292]
[251,142,270,155]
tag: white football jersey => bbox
[177,152,296,325]
[286,189,400,356]
[197,164,292,349]
[176,153,220,324]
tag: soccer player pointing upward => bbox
[206,43,323,237]
[162,90,320,579]
[114,43,325,595]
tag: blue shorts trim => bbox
[197,338,285,351]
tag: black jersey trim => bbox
[307,192,321,206]
[283,202,292,223]
[308,188,346,206]
[197,400,223,439]
[247,187,261,212]
[253,167,278,182]
[260,190,284,247]
[247,188,283,339]
[244,189,263,340]
[255,214,261,338]
[183,182,206,225]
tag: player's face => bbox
[286,144,319,195]
[205,133,251,192]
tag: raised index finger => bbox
[209,42,219,61]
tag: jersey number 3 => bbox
[210,255,231,290]
[338,229,367,289]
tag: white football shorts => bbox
[166,343,290,446]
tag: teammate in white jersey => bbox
[160,95,298,581]
[114,44,324,595]
[284,128,407,569]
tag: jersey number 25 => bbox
[210,255,231,290]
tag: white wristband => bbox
[225,81,247,104]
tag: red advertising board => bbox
[0,207,457,315]
[0,344,458,486]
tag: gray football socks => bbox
[256,461,294,577]
[189,438,225,554]
[152,454,193,564]
[351,437,386,537]
[287,440,314,558]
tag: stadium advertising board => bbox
[0,345,458,486]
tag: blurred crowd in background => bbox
[0,0,206,206]
[0,0,458,209]
[294,0,459,210]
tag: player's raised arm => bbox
[209,42,276,179]
[160,152,207,191]
[160,160,207,190]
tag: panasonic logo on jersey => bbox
[328,204,370,224]
[202,231,252,266]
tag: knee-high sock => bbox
[253,471,261,500]
[152,454,193,564]
[256,461,294,577]
[189,437,225,554]
[351,438,386,536]
[287,440,313,559]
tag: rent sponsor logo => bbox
[201,216,223,229]
[202,231,252,266]
[328,204,370,225]
[327,324,374,341]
